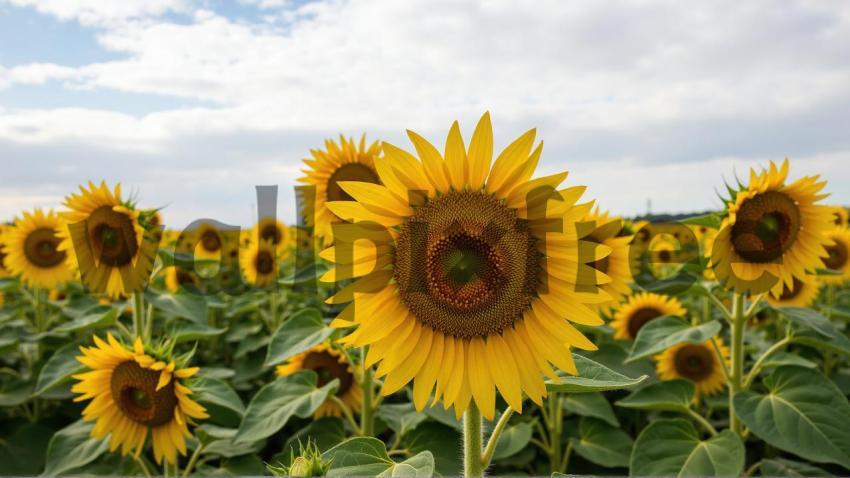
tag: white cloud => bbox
[1,0,189,26]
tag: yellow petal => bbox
[466,112,493,190]
[444,121,467,191]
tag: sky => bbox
[1,0,849,229]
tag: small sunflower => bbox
[193,222,227,260]
[710,159,833,298]
[298,135,382,242]
[58,181,157,298]
[276,343,362,417]
[241,239,279,287]
[656,338,729,398]
[820,228,850,284]
[164,266,201,293]
[831,206,849,229]
[252,218,290,249]
[765,276,820,308]
[0,224,11,278]
[321,113,608,420]
[72,334,208,465]
[1,209,74,289]
[582,208,632,311]
[611,292,687,341]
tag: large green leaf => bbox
[171,322,227,344]
[52,307,118,334]
[759,458,832,477]
[546,355,647,393]
[42,420,109,476]
[630,419,744,477]
[323,437,434,477]
[627,317,722,362]
[194,377,245,427]
[616,379,695,413]
[274,417,347,467]
[780,307,844,338]
[264,308,333,366]
[571,417,632,468]
[492,422,532,460]
[404,421,462,476]
[234,371,337,443]
[145,290,208,324]
[196,425,266,458]
[563,392,619,426]
[734,365,850,468]
[34,341,85,397]
[376,403,427,437]
[0,421,52,475]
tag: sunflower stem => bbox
[181,444,204,478]
[329,395,362,435]
[686,407,717,436]
[463,401,484,478]
[360,347,375,436]
[132,292,145,340]
[728,293,746,437]
[744,336,793,389]
[144,301,154,343]
[481,407,514,469]
[132,454,153,478]
[269,289,279,331]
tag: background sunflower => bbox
[656,338,729,397]
[276,343,362,418]
[1,208,73,289]
[821,228,850,284]
[611,291,687,340]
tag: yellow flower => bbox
[298,134,381,242]
[765,277,820,308]
[0,224,11,278]
[276,343,362,418]
[321,113,608,420]
[656,338,729,398]
[58,181,157,298]
[1,209,74,288]
[830,206,849,229]
[71,334,208,465]
[611,291,687,341]
[820,228,850,284]
[582,208,633,312]
[164,266,201,293]
[710,159,833,298]
[241,239,279,287]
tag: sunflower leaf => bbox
[616,379,695,413]
[145,290,208,324]
[42,420,109,476]
[630,418,744,477]
[734,365,850,469]
[563,392,619,426]
[626,316,722,363]
[34,341,85,397]
[264,308,332,366]
[234,371,337,444]
[492,422,533,460]
[679,213,723,229]
[778,307,841,339]
[51,306,118,335]
[322,437,434,477]
[759,458,833,477]
[571,417,633,469]
[545,355,647,393]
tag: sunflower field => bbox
[2,114,850,477]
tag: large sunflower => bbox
[72,334,208,465]
[276,343,362,418]
[241,239,280,287]
[656,338,729,398]
[298,135,382,242]
[1,209,74,288]
[611,291,687,341]
[765,276,820,308]
[582,208,632,312]
[710,159,832,297]
[820,228,850,284]
[320,113,608,420]
[58,182,157,298]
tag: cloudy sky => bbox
[1,0,849,229]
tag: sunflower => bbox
[764,276,819,308]
[298,134,382,242]
[582,208,632,311]
[320,113,608,420]
[656,338,729,398]
[193,222,227,261]
[820,228,850,284]
[611,291,687,341]
[0,224,11,278]
[1,209,74,289]
[164,266,201,293]
[241,239,279,287]
[276,343,362,417]
[58,181,157,298]
[831,206,849,229]
[710,159,832,298]
[72,334,208,464]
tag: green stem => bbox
[729,293,745,437]
[132,292,145,339]
[744,337,793,388]
[144,302,154,343]
[33,286,45,333]
[547,394,562,474]
[463,402,484,478]
[329,395,362,435]
[269,290,279,331]
[360,347,375,436]
[481,407,514,469]
[132,454,153,478]
[687,408,717,436]
[181,444,203,478]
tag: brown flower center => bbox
[731,191,800,263]
[627,307,662,339]
[260,224,282,245]
[395,192,539,339]
[87,206,138,267]
[673,344,715,382]
[326,163,380,202]
[24,227,66,268]
[255,250,275,275]
[176,269,198,287]
[301,351,353,396]
[200,229,222,252]
[657,249,672,263]
[111,361,177,427]
[778,277,805,301]
[823,239,848,271]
